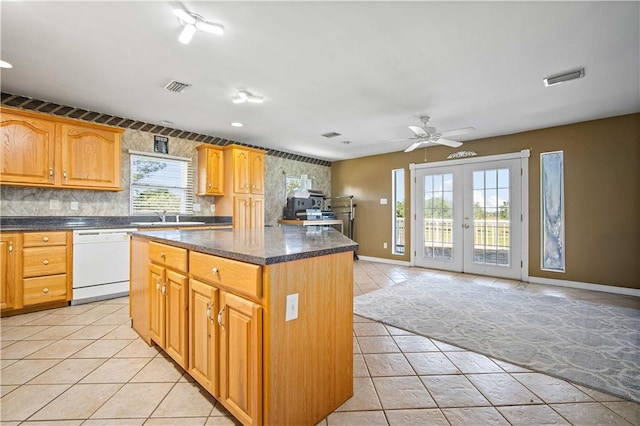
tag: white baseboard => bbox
[357,255,412,266]
[358,256,639,297]
[528,276,640,297]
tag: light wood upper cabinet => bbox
[59,123,121,189]
[196,145,224,196]
[249,151,264,195]
[1,111,56,186]
[216,145,266,228]
[0,107,123,191]
[0,234,20,311]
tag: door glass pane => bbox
[423,173,453,261]
[472,168,510,266]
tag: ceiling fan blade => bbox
[389,138,414,142]
[434,138,463,148]
[404,141,425,152]
[409,126,428,137]
[440,127,475,138]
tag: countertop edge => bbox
[132,231,358,266]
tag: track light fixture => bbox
[232,90,264,104]
[173,8,224,44]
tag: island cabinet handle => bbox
[160,252,166,258]
[161,284,167,295]
[43,259,49,265]
[42,288,49,294]
[211,267,219,275]
[43,237,49,242]
[206,303,214,320]
[8,242,12,253]
[156,279,162,290]
[217,306,225,330]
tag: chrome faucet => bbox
[176,214,180,223]
[156,210,167,222]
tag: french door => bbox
[411,152,528,280]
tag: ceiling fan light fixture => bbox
[178,24,197,44]
[232,89,264,104]
[195,21,224,35]
[543,68,585,87]
[173,9,196,25]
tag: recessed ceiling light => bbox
[0,60,13,69]
[230,122,243,127]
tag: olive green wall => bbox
[331,113,640,289]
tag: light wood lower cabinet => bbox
[0,234,20,311]
[188,279,219,395]
[219,291,262,426]
[130,236,353,426]
[148,242,189,369]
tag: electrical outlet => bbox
[383,242,388,249]
[70,201,79,210]
[285,293,299,321]
[49,199,60,210]
[380,198,388,205]
[193,203,201,212]
[210,204,216,213]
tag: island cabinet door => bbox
[149,263,166,348]
[189,278,219,395]
[218,291,262,426]
[165,270,189,369]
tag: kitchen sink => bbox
[130,221,206,226]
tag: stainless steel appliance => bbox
[72,228,136,305]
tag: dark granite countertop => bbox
[132,226,358,265]
[0,216,232,232]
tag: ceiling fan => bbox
[396,116,475,152]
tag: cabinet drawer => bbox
[149,242,188,272]
[23,274,68,305]
[190,251,262,299]
[23,231,67,247]
[23,246,67,278]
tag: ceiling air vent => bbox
[164,80,192,93]
[321,131,342,138]
[543,68,585,87]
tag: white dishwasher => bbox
[72,228,137,305]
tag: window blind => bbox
[130,152,194,215]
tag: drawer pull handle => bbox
[42,288,49,294]
[43,259,49,265]
[8,242,12,253]
[156,279,161,290]
[43,237,49,242]
[161,284,167,295]
[211,267,219,274]
[217,306,225,330]
[206,303,214,320]
[160,252,166,258]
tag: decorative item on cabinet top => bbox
[0,107,123,191]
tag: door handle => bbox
[217,305,225,330]
[463,224,470,229]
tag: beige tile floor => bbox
[1,260,638,425]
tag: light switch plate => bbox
[380,198,388,205]
[193,203,201,212]
[285,293,299,321]
[49,199,60,210]
[70,201,79,210]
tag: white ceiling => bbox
[1,1,638,162]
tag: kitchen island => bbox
[129,226,357,426]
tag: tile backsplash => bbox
[0,128,331,226]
